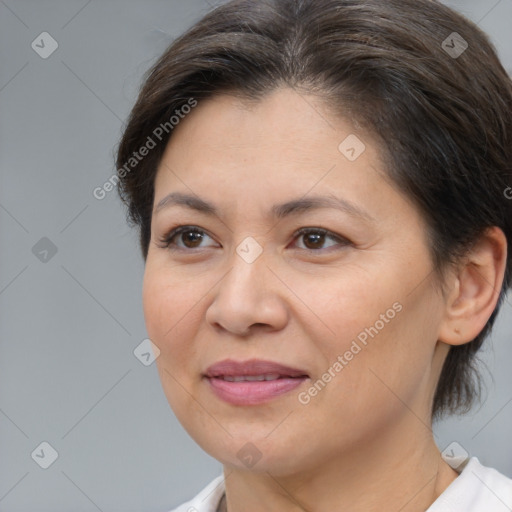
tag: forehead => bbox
[164,88,360,154]
[152,87,412,227]
[156,88,381,181]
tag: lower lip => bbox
[205,376,308,405]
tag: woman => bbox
[115,0,512,510]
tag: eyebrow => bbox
[153,192,375,223]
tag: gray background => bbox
[0,0,511,510]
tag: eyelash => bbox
[157,225,351,253]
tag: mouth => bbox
[203,359,309,405]
[216,374,288,382]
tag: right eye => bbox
[158,225,220,251]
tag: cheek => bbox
[142,265,198,359]
[142,266,204,418]
[307,262,439,405]
[302,265,397,349]
[142,271,167,345]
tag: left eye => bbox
[291,227,349,251]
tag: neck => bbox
[221,419,459,512]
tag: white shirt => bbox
[167,457,512,512]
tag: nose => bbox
[205,249,289,337]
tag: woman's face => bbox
[143,87,450,475]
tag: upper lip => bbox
[204,359,309,378]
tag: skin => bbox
[142,87,507,512]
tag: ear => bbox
[438,226,508,346]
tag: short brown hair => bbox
[116,0,512,419]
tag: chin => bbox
[188,427,317,477]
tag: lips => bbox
[204,359,308,378]
[203,359,309,405]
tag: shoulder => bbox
[166,474,225,512]
[428,457,512,511]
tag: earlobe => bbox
[438,226,507,347]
